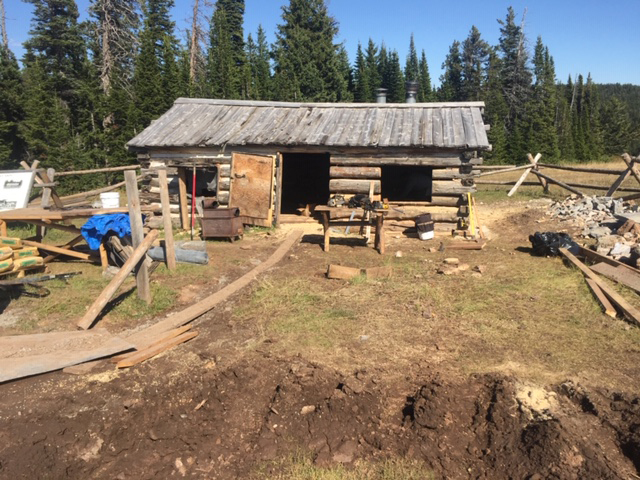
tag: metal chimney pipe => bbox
[375,88,388,104]
[405,81,419,103]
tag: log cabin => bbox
[127,96,491,231]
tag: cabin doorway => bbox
[381,165,433,202]
[280,153,330,215]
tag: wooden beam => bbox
[621,153,640,187]
[606,166,632,197]
[531,170,585,197]
[528,153,547,192]
[508,153,541,197]
[577,245,640,276]
[559,247,640,326]
[585,278,617,317]
[22,239,92,261]
[55,165,139,177]
[329,179,381,194]
[329,166,381,179]
[76,229,158,330]
[177,167,189,229]
[538,163,625,175]
[42,235,85,264]
[116,331,199,368]
[473,164,535,178]
[125,170,151,304]
[158,169,176,271]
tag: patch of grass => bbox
[253,452,433,480]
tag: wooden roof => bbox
[127,98,491,150]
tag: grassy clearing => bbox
[476,159,634,201]
[253,453,432,480]
[234,227,640,389]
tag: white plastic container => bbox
[100,192,120,208]
[418,230,435,240]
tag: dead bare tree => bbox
[91,0,140,98]
[186,0,211,93]
[0,0,8,49]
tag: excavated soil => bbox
[0,353,638,479]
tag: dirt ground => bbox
[1,187,640,479]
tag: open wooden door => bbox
[229,153,275,227]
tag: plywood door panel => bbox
[229,153,275,227]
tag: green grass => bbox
[253,452,433,480]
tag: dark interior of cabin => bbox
[280,153,330,214]
[381,165,433,202]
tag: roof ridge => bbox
[173,98,486,109]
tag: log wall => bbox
[138,147,481,230]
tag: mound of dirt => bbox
[0,354,638,479]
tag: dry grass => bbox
[232,202,640,390]
[253,452,433,480]
[476,159,637,201]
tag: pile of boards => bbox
[0,237,44,275]
[560,246,640,326]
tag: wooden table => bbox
[0,206,160,266]
[315,206,387,254]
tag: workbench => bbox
[315,206,387,254]
[0,206,160,268]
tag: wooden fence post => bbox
[158,169,176,271]
[125,170,151,304]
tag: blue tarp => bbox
[81,214,138,250]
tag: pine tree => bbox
[384,50,404,103]
[404,34,419,82]
[0,45,25,168]
[336,44,353,102]
[601,96,633,154]
[582,73,604,159]
[206,0,245,98]
[364,39,380,100]
[525,37,559,162]
[438,40,463,101]
[461,25,489,101]
[572,74,587,161]
[354,43,371,103]
[484,50,509,163]
[417,50,432,102]
[21,0,95,181]
[497,6,532,161]
[252,25,271,100]
[272,0,348,102]
[131,0,181,130]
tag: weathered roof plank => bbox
[128,98,490,150]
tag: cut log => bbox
[158,169,176,271]
[329,166,381,179]
[326,264,361,280]
[559,247,640,326]
[126,170,151,303]
[116,331,199,368]
[329,179,381,194]
[531,170,585,197]
[508,153,541,196]
[77,229,159,330]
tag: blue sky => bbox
[5,0,639,86]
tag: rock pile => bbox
[548,194,640,263]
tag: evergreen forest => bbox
[0,0,638,192]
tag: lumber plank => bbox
[125,170,151,303]
[22,239,92,261]
[576,245,640,276]
[77,229,158,330]
[559,248,640,326]
[42,235,86,264]
[116,331,199,368]
[126,230,303,347]
[590,262,640,294]
[0,336,133,383]
[110,325,193,362]
[177,167,189,229]
[585,278,617,317]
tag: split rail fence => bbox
[474,153,640,200]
